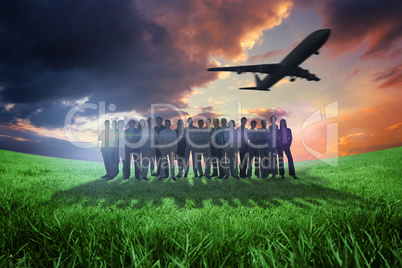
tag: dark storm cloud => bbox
[297,0,402,59]
[0,0,216,128]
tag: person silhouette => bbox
[159,120,177,181]
[247,120,259,179]
[184,118,198,177]
[237,117,249,178]
[277,119,298,179]
[138,119,151,180]
[210,118,222,177]
[223,120,239,179]
[146,118,156,176]
[257,119,269,178]
[193,119,211,179]
[268,115,278,179]
[204,118,212,177]
[98,120,115,180]
[111,120,118,177]
[123,120,141,180]
[112,120,125,178]
[154,116,166,177]
[175,119,186,178]
[218,118,229,178]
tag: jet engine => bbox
[307,74,319,81]
[301,69,310,77]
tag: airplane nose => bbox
[322,28,331,37]
[319,28,331,41]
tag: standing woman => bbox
[277,119,298,179]
[175,119,186,178]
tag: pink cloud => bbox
[373,64,402,89]
[243,107,289,126]
[247,42,298,63]
[247,48,286,63]
[347,69,360,77]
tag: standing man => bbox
[218,118,229,178]
[123,120,141,180]
[237,117,249,178]
[111,120,119,177]
[223,120,239,179]
[154,117,166,177]
[193,120,211,178]
[147,118,156,176]
[184,118,198,177]
[268,115,278,179]
[204,118,212,177]
[139,119,151,180]
[99,120,115,180]
[210,118,222,177]
[112,120,125,178]
[159,120,177,181]
[277,119,298,179]
[247,120,259,179]
[257,119,269,178]
[175,119,186,178]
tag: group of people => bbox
[98,115,297,181]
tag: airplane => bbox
[207,29,331,91]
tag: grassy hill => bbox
[0,148,401,267]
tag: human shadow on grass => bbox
[49,169,367,210]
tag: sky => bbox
[0,0,401,162]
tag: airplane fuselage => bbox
[207,28,331,90]
[258,29,331,89]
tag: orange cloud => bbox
[285,97,402,162]
[336,103,402,156]
[6,119,66,140]
[137,0,293,61]
[0,134,33,142]
[363,107,385,113]
[386,122,402,131]
[339,133,365,145]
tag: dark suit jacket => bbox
[237,126,249,149]
[154,125,166,146]
[125,128,141,149]
[277,128,292,147]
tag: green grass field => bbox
[0,148,401,267]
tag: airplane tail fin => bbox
[255,74,262,88]
[239,74,270,91]
[239,87,270,91]
[239,74,271,91]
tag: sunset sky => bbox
[0,0,401,162]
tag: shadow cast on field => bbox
[49,169,366,210]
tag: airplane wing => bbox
[288,66,320,81]
[208,64,282,74]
